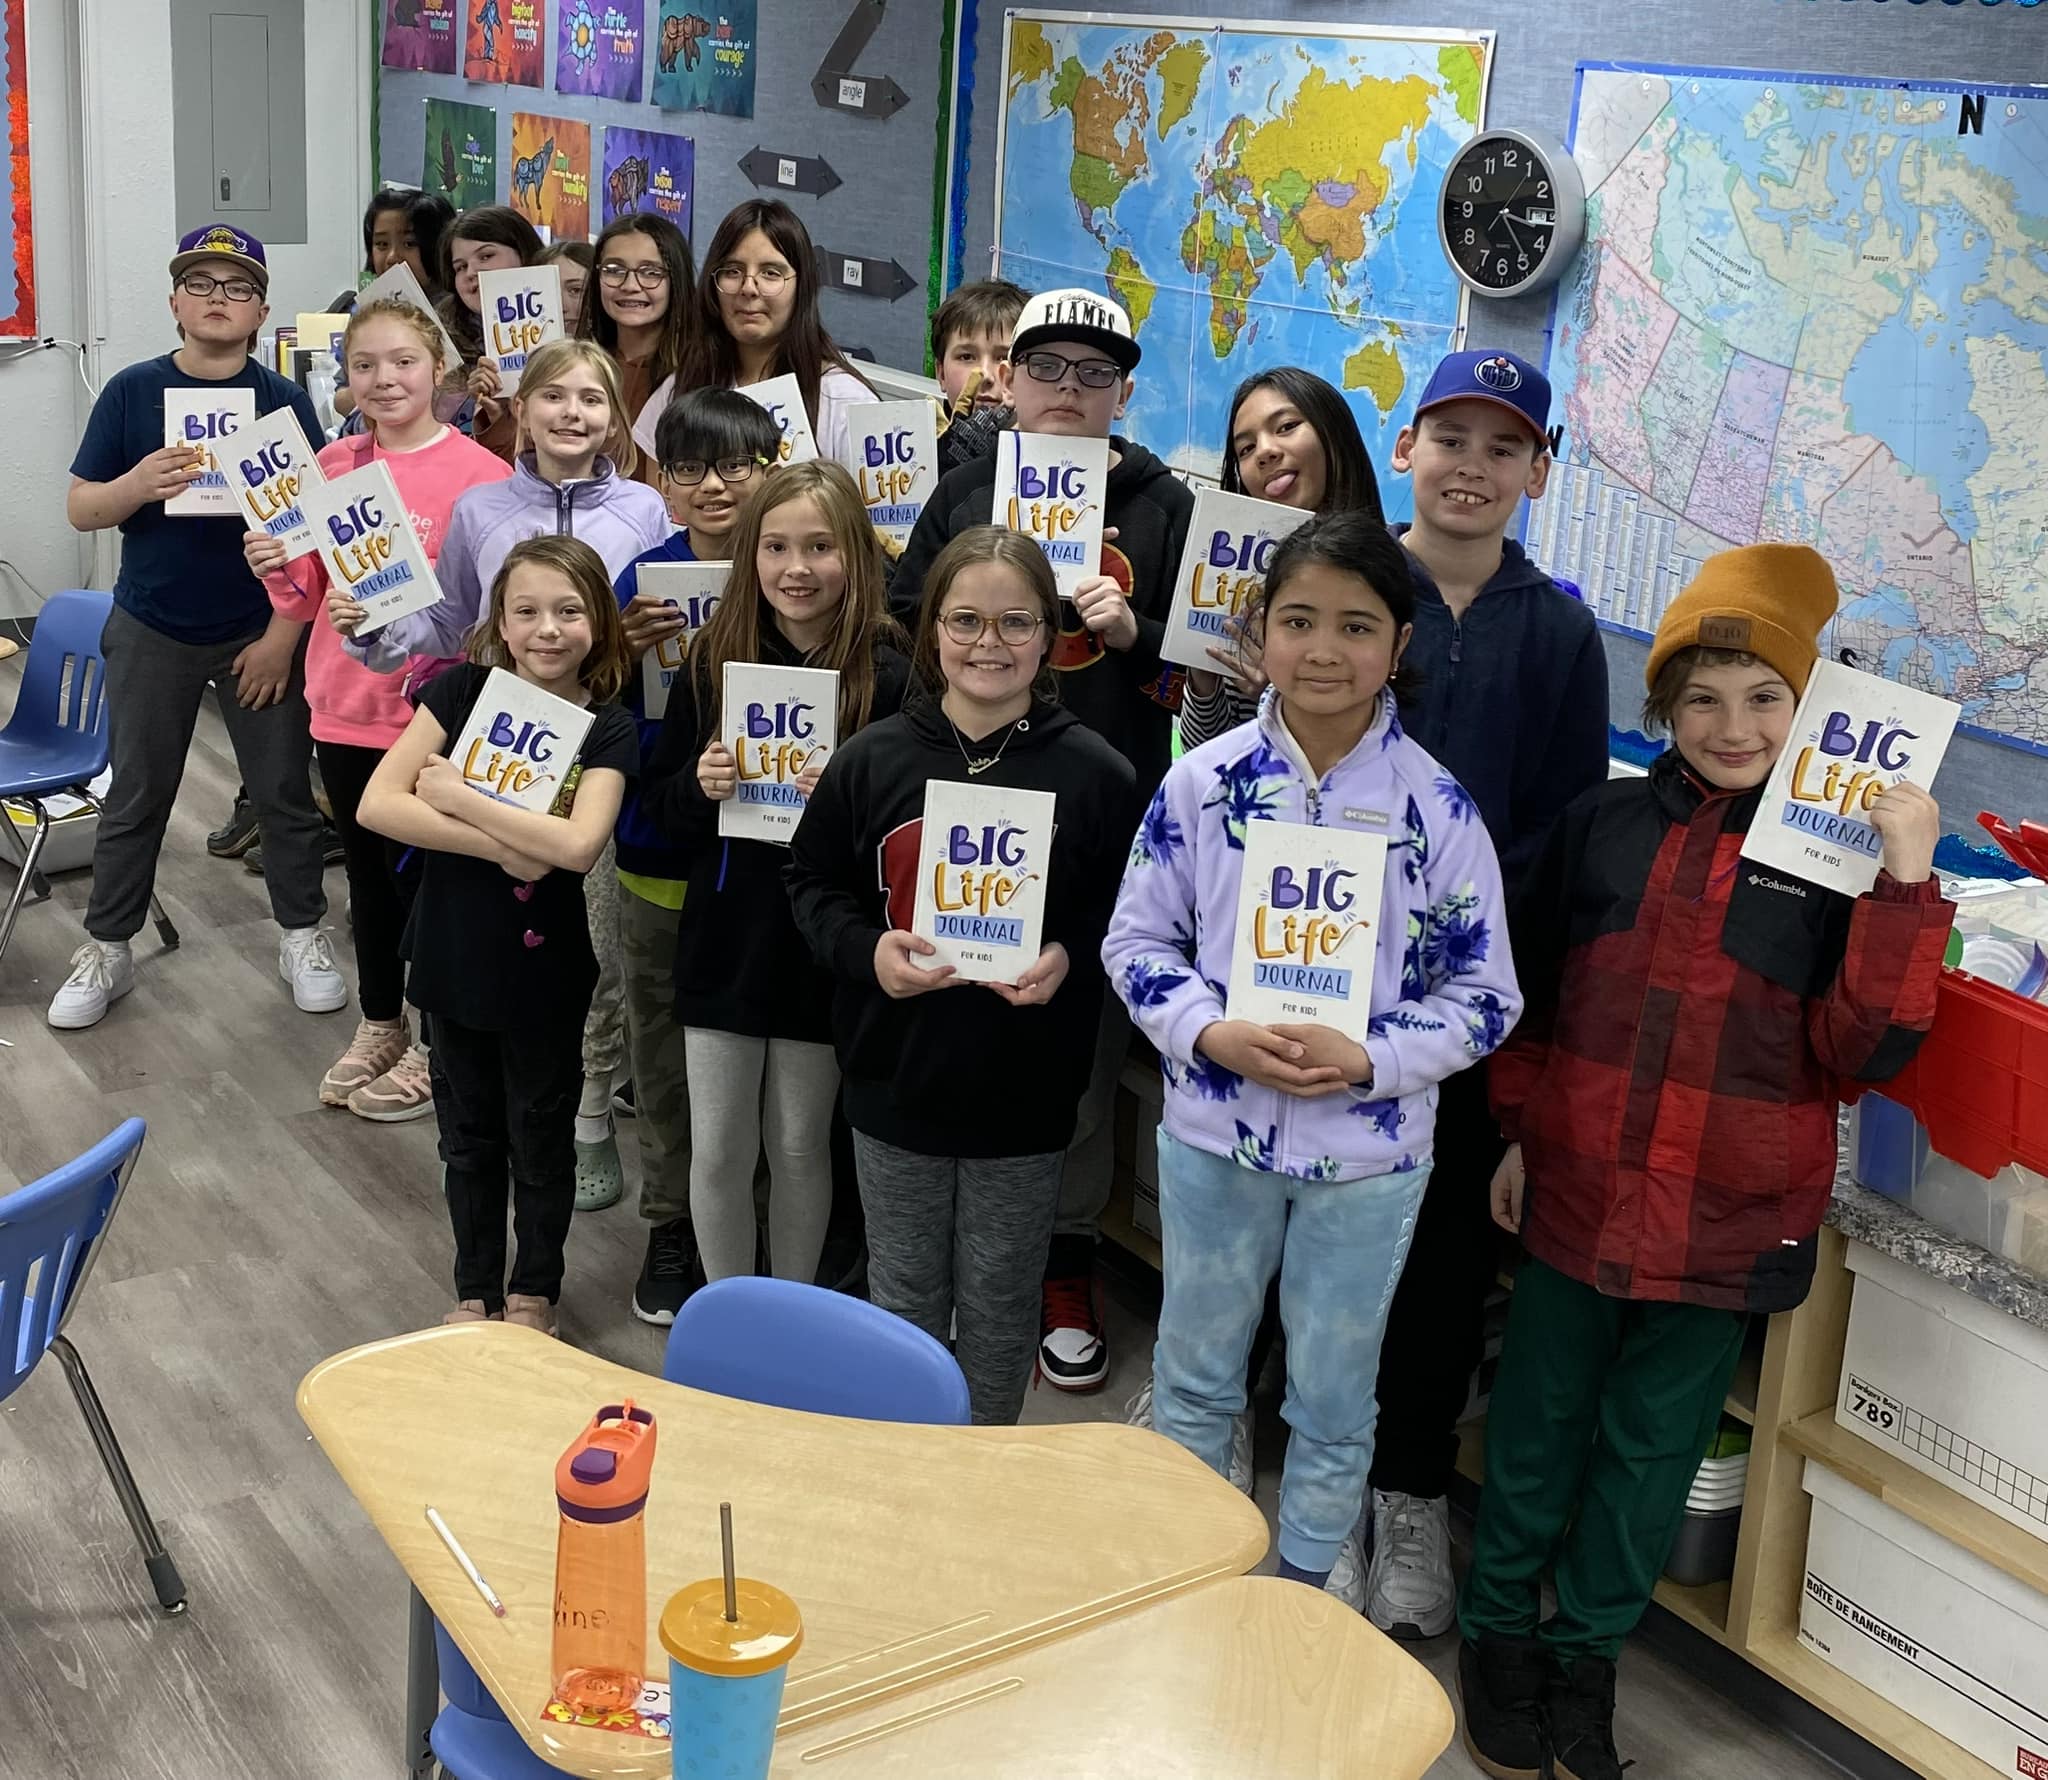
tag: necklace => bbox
[949,714,1028,776]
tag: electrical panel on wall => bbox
[169,0,309,244]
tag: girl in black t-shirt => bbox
[359,535,638,1335]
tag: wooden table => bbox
[300,1324,1271,1778]
[772,1574,1453,1778]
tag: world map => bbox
[996,17,1491,516]
[1540,65,2048,752]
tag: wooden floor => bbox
[0,664,1859,1779]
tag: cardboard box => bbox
[1799,1457,2048,1775]
[1114,1059,1164,1242]
[1838,1241,2048,1545]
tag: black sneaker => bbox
[631,1217,702,1326]
[1546,1654,1630,1780]
[243,825,346,875]
[207,798,260,858]
[1037,1271,1108,1391]
[1457,1637,1549,1780]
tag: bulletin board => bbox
[373,0,953,373]
[1,0,33,340]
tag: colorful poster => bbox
[510,112,592,243]
[557,0,645,101]
[651,0,756,119]
[1,0,35,339]
[464,0,545,85]
[1225,820,1389,1042]
[1161,489,1311,672]
[911,781,1057,984]
[600,126,694,235]
[381,0,459,73]
[423,98,497,211]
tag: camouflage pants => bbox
[619,883,691,1225]
[582,840,626,1085]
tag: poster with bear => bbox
[651,0,756,117]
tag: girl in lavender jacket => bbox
[1102,511,1521,1590]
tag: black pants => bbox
[315,740,418,1022]
[432,1013,582,1308]
[1369,1061,1508,1499]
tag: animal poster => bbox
[601,126,694,234]
[464,0,545,85]
[299,460,445,630]
[447,668,597,813]
[1740,662,1959,898]
[1225,819,1389,1042]
[718,662,837,843]
[910,780,1057,984]
[993,432,1109,599]
[162,388,256,518]
[739,374,818,465]
[1161,489,1311,671]
[381,0,459,72]
[651,0,756,118]
[637,560,727,719]
[556,0,645,101]
[229,407,324,559]
[478,265,563,378]
[422,98,497,211]
[510,112,592,243]
[839,400,939,553]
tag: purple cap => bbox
[569,1448,618,1485]
[1413,349,1550,447]
[170,224,270,293]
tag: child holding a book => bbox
[1102,510,1520,1584]
[611,388,784,1321]
[787,527,1136,1423]
[357,535,639,1334]
[248,295,512,1121]
[1456,545,1949,1780]
[438,205,545,460]
[930,278,1028,477]
[641,461,910,1288]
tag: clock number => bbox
[1504,146,1518,168]
[1467,175,1481,193]
[1537,180,1550,198]
[1462,201,1473,219]
[1517,254,1530,272]
[1484,155,1497,175]
[1463,229,1475,246]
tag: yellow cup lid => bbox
[660,1578,804,1678]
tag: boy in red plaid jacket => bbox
[1455,543,1954,1780]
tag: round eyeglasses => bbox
[939,609,1047,646]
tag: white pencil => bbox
[426,1505,506,1618]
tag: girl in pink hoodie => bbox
[246,296,511,1120]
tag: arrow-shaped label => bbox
[819,250,917,302]
[811,69,908,120]
[815,0,885,81]
[737,147,842,198]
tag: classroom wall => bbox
[7,0,370,618]
[956,0,2048,829]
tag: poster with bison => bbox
[650,0,755,118]
[601,127,694,235]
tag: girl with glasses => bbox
[577,215,698,488]
[786,527,1138,1424]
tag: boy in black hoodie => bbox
[887,287,1194,1393]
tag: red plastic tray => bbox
[1885,966,2048,1179]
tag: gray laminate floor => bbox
[0,662,1856,1778]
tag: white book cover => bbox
[228,406,325,558]
[1224,819,1390,1042]
[910,780,1058,984]
[839,400,940,550]
[718,662,838,844]
[299,458,443,629]
[354,261,463,373]
[1161,488,1311,671]
[739,373,820,464]
[163,388,257,517]
[477,264,564,379]
[637,560,729,720]
[993,432,1110,598]
[446,667,596,813]
[1740,661,1960,897]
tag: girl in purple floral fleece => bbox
[1102,511,1521,1588]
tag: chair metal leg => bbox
[0,800,49,969]
[406,1584,440,1780]
[48,1335,187,1614]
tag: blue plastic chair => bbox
[427,1281,969,1778]
[0,1118,186,1613]
[0,591,178,970]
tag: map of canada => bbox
[1541,65,2048,752]
[996,17,1490,514]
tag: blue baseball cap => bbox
[170,223,270,293]
[1413,349,1549,447]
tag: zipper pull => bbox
[1449,622,1463,665]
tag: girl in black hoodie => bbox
[642,460,910,1287]
[788,528,1138,1423]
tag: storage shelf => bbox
[1781,1410,2048,1599]
[1650,1575,1731,1647]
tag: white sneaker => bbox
[278,927,347,1013]
[1363,1489,1456,1639]
[1325,1525,1368,1613]
[1125,1376,1255,1495]
[47,940,133,1030]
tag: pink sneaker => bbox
[320,1018,408,1106]
[348,1042,435,1123]
[502,1294,558,1336]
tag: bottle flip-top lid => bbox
[556,1400,657,1513]
[660,1577,804,1677]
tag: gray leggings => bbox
[683,1028,838,1284]
[851,1133,1063,1425]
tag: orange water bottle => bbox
[552,1401,657,1713]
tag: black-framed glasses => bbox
[1017,350,1121,390]
[177,273,261,304]
[940,608,1046,646]
[663,455,770,486]
[598,260,671,288]
[712,263,793,293]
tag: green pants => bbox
[1458,1258,1746,1660]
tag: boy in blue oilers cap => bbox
[1325,346,1612,1644]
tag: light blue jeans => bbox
[1152,1129,1429,1572]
